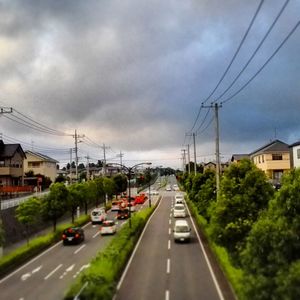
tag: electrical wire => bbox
[215,0,290,102]
[222,20,300,104]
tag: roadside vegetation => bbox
[179,159,300,299]
[64,206,157,300]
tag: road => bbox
[0,196,159,300]
[115,188,227,300]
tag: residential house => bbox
[230,154,250,163]
[289,140,300,169]
[24,150,58,183]
[0,140,26,186]
[249,139,290,184]
[203,161,228,173]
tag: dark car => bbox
[117,208,129,219]
[62,227,85,245]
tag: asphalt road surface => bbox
[115,189,227,300]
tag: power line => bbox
[188,0,265,133]
[222,19,300,104]
[215,0,290,102]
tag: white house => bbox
[289,141,300,169]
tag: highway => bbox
[115,188,230,300]
[0,198,158,300]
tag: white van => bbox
[174,193,184,204]
[173,220,191,242]
[91,207,107,224]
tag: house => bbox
[249,139,290,184]
[24,150,58,183]
[289,140,300,169]
[230,154,250,163]
[203,161,228,173]
[0,140,26,186]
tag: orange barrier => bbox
[0,186,34,193]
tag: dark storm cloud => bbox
[0,0,300,166]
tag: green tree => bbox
[16,197,41,245]
[113,173,127,194]
[241,168,300,299]
[41,183,68,231]
[103,177,116,200]
[94,177,105,206]
[210,159,274,262]
[68,183,84,223]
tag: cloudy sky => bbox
[0,0,299,169]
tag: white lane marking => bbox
[121,221,127,227]
[44,264,63,280]
[21,273,31,281]
[74,244,86,254]
[185,201,225,300]
[165,290,170,300]
[169,219,172,225]
[60,264,76,279]
[166,258,171,274]
[0,221,92,284]
[32,265,42,274]
[93,231,101,238]
[168,240,171,250]
[168,228,171,235]
[116,196,163,291]
[73,264,90,279]
[170,213,172,217]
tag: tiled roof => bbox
[25,150,59,163]
[0,140,26,159]
[250,139,289,156]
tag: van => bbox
[91,207,107,224]
[173,203,186,218]
[174,193,184,204]
[173,220,191,242]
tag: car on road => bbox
[111,200,122,211]
[173,184,179,191]
[174,193,184,204]
[62,227,85,245]
[91,207,107,224]
[117,208,130,219]
[173,220,191,242]
[100,220,117,235]
[166,185,172,191]
[173,203,186,218]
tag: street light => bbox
[106,162,152,228]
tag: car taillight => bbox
[62,234,66,239]
[75,233,80,238]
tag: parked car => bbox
[91,207,107,224]
[117,208,130,219]
[100,220,117,235]
[173,204,186,218]
[173,220,191,242]
[62,227,85,245]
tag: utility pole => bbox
[69,148,73,182]
[101,144,110,176]
[202,102,222,199]
[73,130,85,182]
[181,149,186,173]
[85,154,90,180]
[117,151,124,168]
[187,144,191,174]
[193,132,197,175]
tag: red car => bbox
[134,193,147,205]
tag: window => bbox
[262,155,264,163]
[258,156,261,163]
[28,162,40,168]
[0,160,5,167]
[297,149,300,159]
[272,154,282,160]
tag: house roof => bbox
[250,139,289,156]
[231,154,249,162]
[25,150,59,163]
[0,140,26,159]
[289,140,300,148]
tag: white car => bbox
[150,190,159,196]
[100,220,117,235]
[173,220,191,242]
[173,204,186,218]
[173,184,179,191]
[175,193,184,204]
[166,185,172,191]
[91,207,107,224]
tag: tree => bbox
[55,174,66,183]
[210,159,274,262]
[113,173,127,194]
[241,168,300,298]
[68,183,85,223]
[16,197,41,245]
[94,177,105,206]
[41,183,68,231]
[103,177,116,200]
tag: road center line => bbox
[168,228,171,235]
[165,290,170,300]
[169,219,171,225]
[44,264,63,280]
[168,240,171,250]
[74,244,86,254]
[93,231,101,238]
[166,258,171,274]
